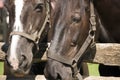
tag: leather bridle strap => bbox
[48,34,94,65]
[36,1,50,43]
[36,11,50,43]
[10,31,37,42]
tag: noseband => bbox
[10,0,50,44]
[48,0,96,79]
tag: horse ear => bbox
[50,0,57,10]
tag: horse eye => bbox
[70,42,76,47]
[34,4,44,12]
[72,13,81,23]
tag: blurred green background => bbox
[0,62,4,75]
[88,63,100,76]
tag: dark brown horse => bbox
[44,0,96,79]
[4,0,50,76]
[93,0,120,76]
[44,0,120,79]
[94,0,120,42]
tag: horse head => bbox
[44,0,94,79]
[5,0,49,76]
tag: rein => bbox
[48,0,96,79]
[10,0,50,44]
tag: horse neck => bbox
[93,9,113,43]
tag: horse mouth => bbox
[10,65,31,77]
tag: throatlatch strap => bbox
[73,34,93,63]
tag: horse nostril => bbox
[21,55,26,61]
[5,56,19,70]
[57,73,62,80]
[19,55,26,66]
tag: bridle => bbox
[47,0,96,79]
[10,0,50,45]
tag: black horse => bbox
[4,0,50,76]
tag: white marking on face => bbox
[9,0,24,65]
[14,0,24,31]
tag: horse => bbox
[93,0,120,76]
[4,0,50,76]
[44,0,120,79]
[44,0,98,79]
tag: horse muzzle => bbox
[6,56,31,76]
